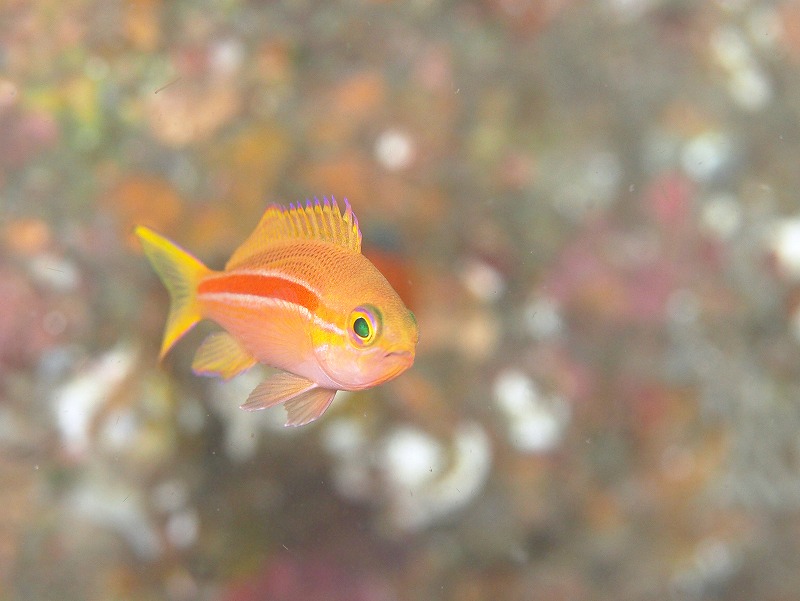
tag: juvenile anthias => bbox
[136,197,418,426]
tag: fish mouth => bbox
[384,349,415,372]
[386,349,413,362]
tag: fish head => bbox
[313,295,418,391]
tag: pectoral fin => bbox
[192,331,257,380]
[240,371,337,427]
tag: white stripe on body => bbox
[199,291,347,337]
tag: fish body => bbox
[135,198,418,426]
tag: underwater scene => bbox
[3,1,800,599]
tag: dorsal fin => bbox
[226,197,362,269]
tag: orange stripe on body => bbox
[198,273,320,313]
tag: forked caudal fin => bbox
[135,226,210,359]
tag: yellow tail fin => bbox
[135,226,210,360]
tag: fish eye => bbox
[353,317,370,339]
[349,305,380,346]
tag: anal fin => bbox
[192,331,257,380]
[241,371,337,427]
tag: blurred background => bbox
[3,0,800,599]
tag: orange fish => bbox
[135,197,418,426]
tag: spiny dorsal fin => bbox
[226,197,362,269]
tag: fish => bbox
[135,197,418,426]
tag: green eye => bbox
[353,316,370,339]
[349,305,381,346]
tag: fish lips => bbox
[385,349,414,363]
[382,349,415,378]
